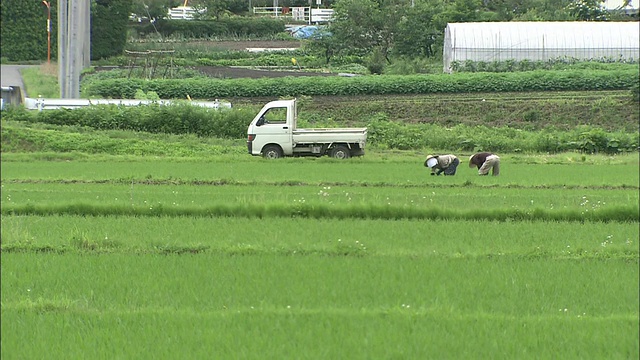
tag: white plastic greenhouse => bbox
[443,22,640,73]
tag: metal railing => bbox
[20,97,232,111]
[1,86,24,110]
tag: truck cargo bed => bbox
[293,128,367,144]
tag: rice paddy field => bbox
[1,152,639,359]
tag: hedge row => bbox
[0,0,58,61]
[131,18,285,39]
[0,0,130,61]
[82,69,639,99]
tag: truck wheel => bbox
[262,145,283,159]
[330,145,351,159]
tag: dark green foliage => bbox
[365,116,638,154]
[0,0,58,61]
[631,80,640,103]
[132,18,285,38]
[2,104,252,139]
[0,0,130,61]
[83,69,639,99]
[91,0,132,60]
[366,48,386,75]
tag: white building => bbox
[443,22,640,73]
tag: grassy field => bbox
[1,151,638,359]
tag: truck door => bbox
[254,106,292,154]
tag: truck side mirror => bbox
[256,116,265,126]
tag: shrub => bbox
[366,49,386,75]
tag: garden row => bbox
[108,45,639,74]
[82,69,639,99]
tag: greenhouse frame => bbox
[443,22,640,73]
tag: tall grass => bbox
[2,202,638,223]
[19,63,59,98]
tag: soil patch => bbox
[190,40,302,51]
[194,66,335,79]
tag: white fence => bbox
[167,6,204,20]
[164,6,334,23]
[252,7,334,24]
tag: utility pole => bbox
[58,0,90,98]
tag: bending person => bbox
[468,152,500,176]
[424,154,460,176]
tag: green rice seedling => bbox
[2,157,638,188]
[1,152,638,359]
[1,216,637,259]
[2,182,638,213]
[2,251,637,359]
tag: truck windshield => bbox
[261,107,287,125]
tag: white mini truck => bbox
[247,99,367,159]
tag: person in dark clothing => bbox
[468,152,500,176]
[424,154,460,176]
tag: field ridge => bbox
[3,178,639,190]
[3,203,638,223]
[2,243,637,261]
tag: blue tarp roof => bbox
[291,26,331,39]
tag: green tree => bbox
[330,0,382,55]
[330,0,406,62]
[565,0,609,20]
[303,29,339,63]
[91,0,132,59]
[192,0,248,18]
[432,0,484,30]
[394,0,444,57]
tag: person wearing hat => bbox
[424,154,460,176]
[468,152,500,176]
